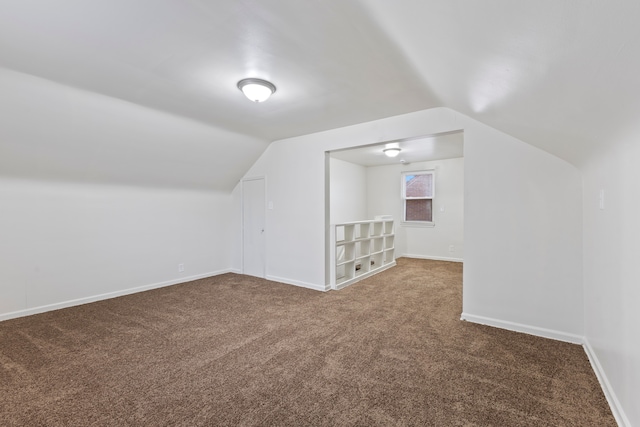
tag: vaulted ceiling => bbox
[1,0,639,172]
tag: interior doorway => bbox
[325,131,465,286]
[242,177,266,278]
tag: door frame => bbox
[241,176,267,277]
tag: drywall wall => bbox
[329,157,368,224]
[581,129,639,427]
[461,117,583,341]
[241,107,583,339]
[366,157,464,261]
[0,67,249,320]
[0,178,232,320]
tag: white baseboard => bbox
[402,254,463,263]
[460,312,583,344]
[583,339,630,427]
[229,268,242,274]
[461,313,625,425]
[265,275,330,292]
[0,269,233,322]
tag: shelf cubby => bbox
[337,242,355,262]
[371,252,384,269]
[371,221,383,237]
[354,222,369,240]
[383,248,395,264]
[356,240,370,257]
[355,255,371,275]
[336,260,356,285]
[384,235,394,250]
[371,237,384,253]
[335,224,355,244]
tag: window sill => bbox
[401,221,435,228]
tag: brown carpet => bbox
[0,258,614,426]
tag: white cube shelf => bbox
[331,218,396,290]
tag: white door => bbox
[242,178,266,278]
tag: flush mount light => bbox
[237,78,276,102]
[383,147,401,158]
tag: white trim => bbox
[266,275,330,292]
[402,169,435,222]
[460,312,583,344]
[401,170,435,199]
[402,254,463,263]
[241,176,267,278]
[229,268,242,274]
[333,219,386,226]
[460,314,625,424]
[401,221,435,228]
[583,339,630,427]
[0,269,233,322]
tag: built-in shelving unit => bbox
[330,217,396,290]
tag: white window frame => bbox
[401,170,435,227]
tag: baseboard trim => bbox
[402,254,463,263]
[460,312,583,344]
[583,339,630,427]
[0,269,233,322]
[265,275,330,292]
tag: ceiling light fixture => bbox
[237,78,276,102]
[383,147,401,158]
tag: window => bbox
[402,171,434,223]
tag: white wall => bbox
[242,107,583,340]
[462,119,583,341]
[367,157,464,261]
[0,178,232,320]
[581,129,640,427]
[0,67,252,320]
[329,157,368,224]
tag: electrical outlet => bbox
[178,263,184,272]
[449,245,455,253]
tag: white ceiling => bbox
[0,1,436,142]
[330,132,464,167]
[1,0,639,171]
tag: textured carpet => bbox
[0,258,615,426]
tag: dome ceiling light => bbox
[237,78,276,103]
[383,147,401,158]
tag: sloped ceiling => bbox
[1,0,639,181]
[364,0,640,167]
[0,1,437,142]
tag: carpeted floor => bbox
[0,258,615,426]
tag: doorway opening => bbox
[325,131,464,288]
